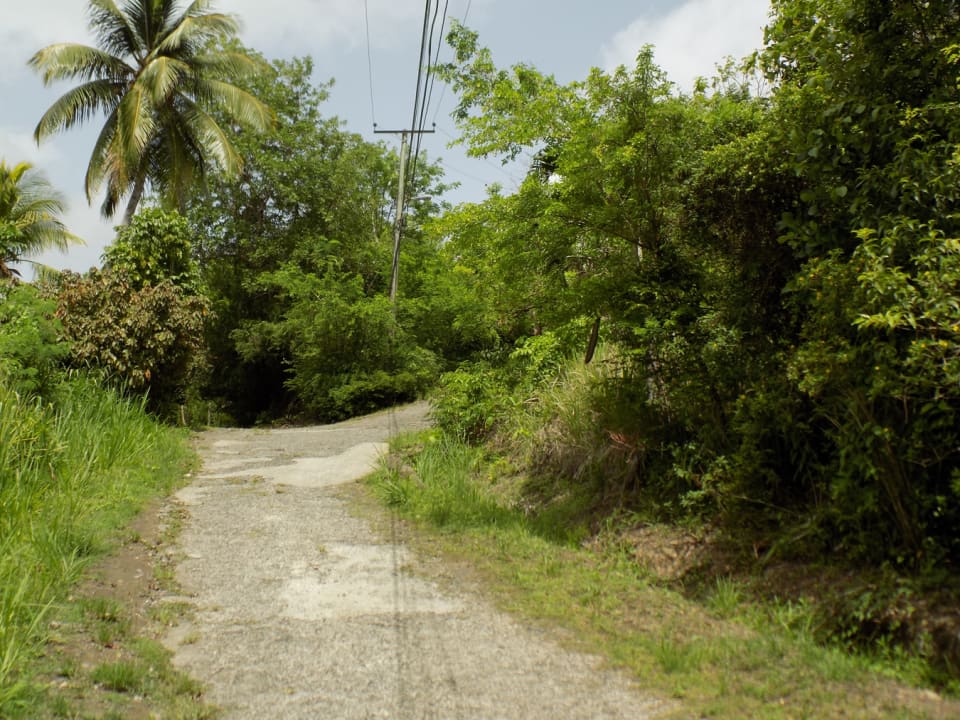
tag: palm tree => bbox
[30,0,274,224]
[0,161,81,279]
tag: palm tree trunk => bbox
[122,173,147,226]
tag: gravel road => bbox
[164,402,665,719]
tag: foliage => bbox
[0,281,69,396]
[102,208,201,292]
[55,269,208,414]
[0,376,190,713]
[234,263,439,421]
[186,49,452,423]
[431,362,510,443]
[428,0,960,575]
[0,160,79,278]
[30,0,274,221]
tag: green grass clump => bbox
[0,375,192,714]
[91,661,148,693]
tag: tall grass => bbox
[0,375,191,713]
[368,431,959,718]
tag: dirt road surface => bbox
[164,403,665,719]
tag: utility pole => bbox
[390,131,408,306]
[374,124,434,311]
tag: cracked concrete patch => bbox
[280,544,464,620]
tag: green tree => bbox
[103,207,201,292]
[760,0,960,563]
[186,50,450,423]
[0,160,80,279]
[30,0,274,223]
[434,6,960,567]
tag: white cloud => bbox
[0,1,89,81]
[227,0,426,54]
[0,0,427,74]
[601,0,771,91]
[0,127,61,167]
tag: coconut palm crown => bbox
[0,161,81,279]
[30,0,274,224]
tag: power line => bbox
[432,0,472,125]
[435,125,521,180]
[363,0,377,126]
[421,0,450,136]
[409,0,450,195]
[406,0,442,195]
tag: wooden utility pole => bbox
[374,125,434,311]
[390,131,408,306]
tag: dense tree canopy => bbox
[429,1,960,568]
[185,49,454,423]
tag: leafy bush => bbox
[0,280,69,395]
[55,269,208,414]
[430,362,511,443]
[233,266,439,421]
[102,208,201,293]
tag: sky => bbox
[0,0,772,273]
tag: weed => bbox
[91,661,147,693]
[80,598,130,647]
[708,577,745,618]
[653,635,705,675]
[148,600,194,628]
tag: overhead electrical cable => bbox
[363,0,377,127]
[400,0,435,220]
[432,0,473,125]
[421,0,450,134]
[409,0,450,195]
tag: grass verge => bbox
[0,375,210,717]
[365,430,960,720]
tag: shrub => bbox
[55,269,208,414]
[0,280,69,396]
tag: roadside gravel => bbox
[164,402,665,719]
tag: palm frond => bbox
[115,80,157,171]
[99,177,123,219]
[0,163,81,263]
[14,183,68,220]
[189,77,275,132]
[34,79,125,141]
[182,0,217,18]
[192,50,272,81]
[88,0,140,58]
[19,259,70,283]
[139,56,189,105]
[28,43,133,85]
[157,11,240,56]
[148,113,204,210]
[157,0,184,37]
[177,98,243,176]
[17,215,80,253]
[120,0,154,56]
[84,109,120,200]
